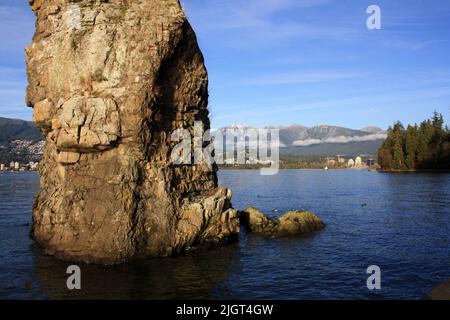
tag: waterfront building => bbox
[28,162,38,170]
[348,159,355,168]
[336,155,346,164]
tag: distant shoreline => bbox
[3,168,449,174]
[377,169,450,173]
[218,166,450,173]
[218,165,373,171]
[0,171,37,174]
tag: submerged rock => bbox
[26,0,239,264]
[240,208,325,237]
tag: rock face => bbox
[240,208,325,237]
[423,280,450,300]
[26,0,239,264]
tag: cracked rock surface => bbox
[26,0,239,264]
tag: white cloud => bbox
[241,71,360,86]
[292,133,387,147]
[233,86,450,118]
[379,36,447,51]
[292,138,322,147]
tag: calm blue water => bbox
[0,170,449,300]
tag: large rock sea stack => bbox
[26,0,239,264]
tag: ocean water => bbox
[0,170,449,300]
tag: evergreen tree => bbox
[378,126,394,170]
[429,111,445,166]
[444,125,450,168]
[378,113,449,170]
[404,125,418,169]
[416,119,433,167]
[391,121,406,170]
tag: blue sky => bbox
[1,0,449,129]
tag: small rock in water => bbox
[423,279,450,300]
[240,208,325,238]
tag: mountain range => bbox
[0,117,43,164]
[0,117,41,145]
[213,124,387,157]
[0,117,387,164]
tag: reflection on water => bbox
[34,242,240,300]
[1,170,450,299]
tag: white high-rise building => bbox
[355,156,362,167]
[348,159,355,168]
[14,162,20,170]
[0,164,4,171]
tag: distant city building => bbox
[0,164,4,171]
[348,159,355,167]
[355,156,362,167]
[14,162,20,170]
[10,162,15,169]
[336,155,346,164]
[366,159,375,166]
[28,161,39,170]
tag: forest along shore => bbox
[378,112,450,171]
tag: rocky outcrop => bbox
[240,208,325,237]
[26,0,239,264]
[423,280,450,300]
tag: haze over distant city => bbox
[0,0,449,129]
